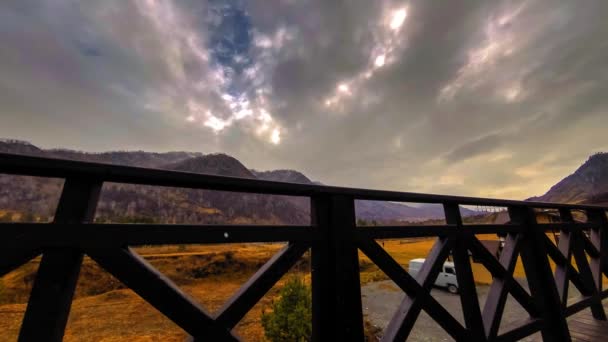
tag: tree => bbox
[262,277,311,342]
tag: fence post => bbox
[509,206,571,341]
[562,208,606,320]
[588,209,608,295]
[311,194,364,342]
[444,203,486,341]
[19,178,102,342]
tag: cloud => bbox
[443,133,504,163]
[1,0,607,200]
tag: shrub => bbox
[262,277,311,342]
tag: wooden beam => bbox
[19,178,101,342]
[311,195,365,341]
[544,235,587,292]
[495,318,543,342]
[357,237,467,341]
[87,247,236,340]
[215,242,309,329]
[444,204,485,341]
[510,206,571,341]
[0,223,318,247]
[468,236,537,316]
[554,228,572,308]
[0,248,40,277]
[588,209,608,293]
[381,237,454,341]
[480,233,524,340]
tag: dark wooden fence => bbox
[1,152,607,341]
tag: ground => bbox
[361,278,597,341]
[0,236,602,341]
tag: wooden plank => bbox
[511,206,571,341]
[1,223,318,247]
[480,233,524,339]
[215,242,309,329]
[581,233,600,258]
[356,237,467,341]
[18,249,84,342]
[571,232,606,319]
[311,195,331,342]
[469,236,538,316]
[356,224,521,240]
[0,248,40,277]
[588,209,608,293]
[495,318,542,342]
[311,195,364,342]
[554,224,573,308]
[87,247,236,340]
[18,178,101,342]
[444,204,486,341]
[544,235,587,292]
[380,237,457,341]
[328,195,364,341]
[566,296,597,316]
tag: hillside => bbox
[528,153,608,204]
[252,169,478,221]
[0,141,306,224]
[170,154,255,179]
[0,139,478,223]
[0,139,202,167]
[252,169,313,184]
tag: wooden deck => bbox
[567,306,608,342]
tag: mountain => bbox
[0,140,306,224]
[50,150,202,168]
[0,139,45,156]
[0,138,202,168]
[170,154,255,179]
[252,168,478,222]
[0,139,477,224]
[252,169,312,184]
[528,153,608,204]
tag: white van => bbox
[408,258,458,294]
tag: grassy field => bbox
[1,236,603,341]
[364,236,527,285]
[0,243,291,341]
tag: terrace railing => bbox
[1,152,607,341]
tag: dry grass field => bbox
[365,236,527,285]
[0,243,292,341]
[0,235,602,341]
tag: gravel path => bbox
[361,279,582,341]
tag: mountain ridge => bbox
[527,152,608,204]
[0,139,465,223]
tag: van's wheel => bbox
[447,284,458,294]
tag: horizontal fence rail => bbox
[1,152,607,341]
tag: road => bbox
[361,279,583,341]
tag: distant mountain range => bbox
[0,139,476,224]
[528,152,608,206]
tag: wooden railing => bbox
[1,152,607,341]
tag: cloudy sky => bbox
[1,0,607,199]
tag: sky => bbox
[1,0,607,200]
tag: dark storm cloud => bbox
[1,0,607,199]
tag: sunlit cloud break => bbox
[324,6,409,111]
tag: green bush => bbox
[262,277,311,342]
